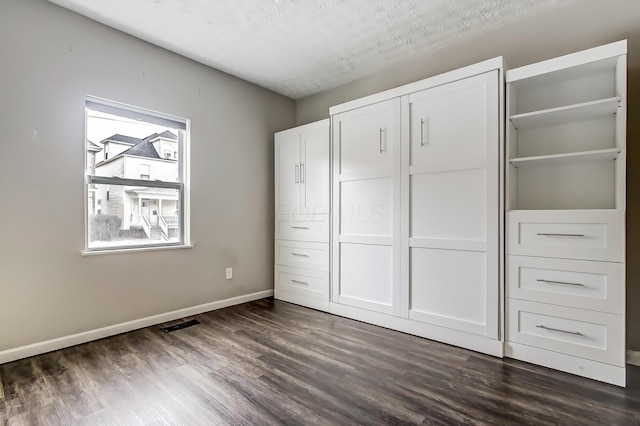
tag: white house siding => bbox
[124,156,178,182]
[150,137,178,161]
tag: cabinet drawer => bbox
[506,299,624,366]
[507,256,624,314]
[275,214,329,243]
[275,266,329,302]
[507,210,623,262]
[275,240,329,272]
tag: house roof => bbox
[87,140,102,152]
[145,130,177,142]
[101,134,142,145]
[121,139,161,159]
[96,131,177,167]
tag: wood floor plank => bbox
[1,298,639,425]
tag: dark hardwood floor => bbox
[1,298,639,425]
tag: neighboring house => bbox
[87,140,102,216]
[94,131,179,240]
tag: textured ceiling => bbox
[47,0,572,99]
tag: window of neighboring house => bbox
[140,164,150,180]
[85,96,190,252]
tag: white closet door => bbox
[275,132,301,215]
[333,98,401,315]
[301,124,330,215]
[405,71,500,338]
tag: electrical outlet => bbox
[225,268,233,280]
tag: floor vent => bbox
[160,319,200,333]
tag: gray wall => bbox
[296,0,640,351]
[0,0,295,353]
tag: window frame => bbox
[84,96,190,253]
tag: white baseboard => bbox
[0,290,273,365]
[627,350,640,366]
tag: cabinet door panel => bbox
[339,243,393,314]
[410,248,487,335]
[340,177,393,237]
[411,169,486,241]
[338,99,399,176]
[409,73,491,170]
[275,132,301,215]
[301,125,330,214]
[405,70,500,338]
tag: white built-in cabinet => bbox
[330,58,505,356]
[273,40,628,388]
[274,119,331,312]
[504,40,627,386]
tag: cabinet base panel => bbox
[329,302,503,357]
[275,292,329,312]
[505,341,625,387]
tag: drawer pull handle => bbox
[291,226,310,230]
[536,325,584,336]
[536,233,585,237]
[379,127,385,153]
[291,279,309,286]
[537,279,585,287]
[291,253,309,257]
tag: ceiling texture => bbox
[47,0,573,99]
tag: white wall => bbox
[0,0,295,354]
[296,0,640,351]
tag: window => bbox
[85,97,189,251]
[140,164,150,180]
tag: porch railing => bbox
[140,215,151,239]
[161,215,179,226]
[159,215,169,240]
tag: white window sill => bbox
[82,244,194,256]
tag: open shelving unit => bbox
[506,42,626,212]
[504,40,628,387]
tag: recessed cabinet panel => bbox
[339,99,398,176]
[507,255,624,314]
[507,210,624,262]
[275,133,302,215]
[507,299,624,366]
[275,266,329,301]
[301,129,330,214]
[410,248,487,335]
[340,178,393,237]
[410,169,486,240]
[275,214,330,243]
[409,73,491,170]
[340,243,393,312]
[275,240,329,272]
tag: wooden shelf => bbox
[510,97,621,129]
[509,148,621,168]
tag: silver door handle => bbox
[420,118,428,147]
[291,226,309,230]
[300,163,305,184]
[295,164,299,184]
[291,253,309,257]
[379,127,385,153]
[537,279,585,287]
[537,233,585,237]
[291,280,309,286]
[536,325,583,336]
